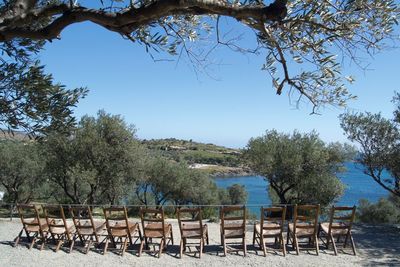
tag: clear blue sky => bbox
[39,20,399,148]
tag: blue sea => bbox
[214,162,388,214]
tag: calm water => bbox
[214,162,388,214]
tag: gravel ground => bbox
[0,218,399,267]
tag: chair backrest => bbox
[293,204,320,235]
[140,207,166,238]
[17,204,43,233]
[69,205,97,237]
[43,205,70,236]
[259,206,286,235]
[103,206,131,237]
[220,205,246,234]
[328,206,356,233]
[177,207,203,238]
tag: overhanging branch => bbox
[0,0,288,42]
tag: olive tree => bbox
[42,110,145,204]
[0,0,399,113]
[0,140,45,204]
[340,93,400,197]
[135,155,220,208]
[244,130,354,207]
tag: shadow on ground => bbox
[353,224,400,266]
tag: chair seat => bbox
[144,223,172,238]
[223,223,245,238]
[181,223,207,238]
[255,223,282,236]
[77,220,106,235]
[25,218,48,232]
[110,221,139,237]
[49,221,75,234]
[320,222,350,235]
[288,223,316,236]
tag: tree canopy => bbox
[0,0,399,113]
[341,93,400,197]
[244,130,354,207]
[42,110,144,204]
[0,140,45,204]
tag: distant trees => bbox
[244,130,354,208]
[0,110,239,208]
[135,156,220,208]
[228,184,248,205]
[0,141,44,204]
[42,110,144,204]
[341,93,400,198]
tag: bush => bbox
[357,197,400,224]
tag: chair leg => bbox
[286,229,290,246]
[252,228,256,246]
[261,236,266,257]
[86,240,92,254]
[349,234,356,256]
[104,238,109,255]
[170,227,174,245]
[222,236,227,257]
[55,240,63,252]
[138,239,144,257]
[40,235,46,251]
[281,234,286,257]
[294,235,299,255]
[344,232,350,248]
[199,239,204,259]
[179,239,184,259]
[330,234,337,256]
[314,234,319,256]
[158,239,164,258]
[14,229,24,247]
[28,236,36,250]
[69,239,75,253]
[121,237,128,256]
[243,237,247,257]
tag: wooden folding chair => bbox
[103,206,142,256]
[14,204,48,250]
[253,206,287,256]
[220,205,247,257]
[287,204,320,255]
[318,205,356,255]
[43,205,75,252]
[139,207,174,258]
[69,206,106,254]
[177,207,209,258]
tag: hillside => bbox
[141,138,252,177]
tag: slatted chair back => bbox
[293,204,320,235]
[43,205,71,237]
[220,205,246,233]
[70,205,105,250]
[327,206,356,235]
[43,205,75,252]
[17,204,43,234]
[69,206,98,242]
[177,207,204,239]
[220,205,247,256]
[15,204,48,249]
[259,206,287,236]
[140,207,166,239]
[103,207,131,237]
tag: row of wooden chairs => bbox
[13,204,356,258]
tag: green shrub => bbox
[357,197,400,224]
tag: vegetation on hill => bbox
[141,138,252,176]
